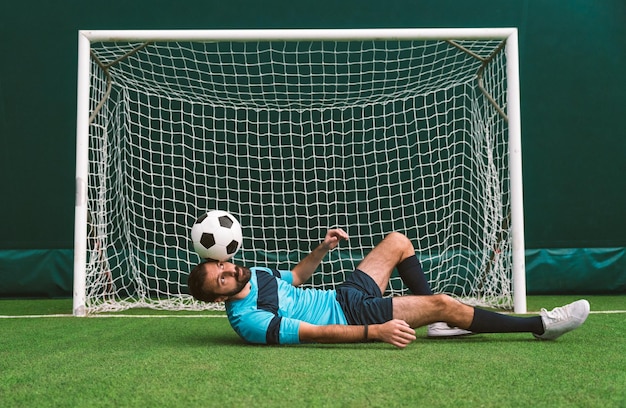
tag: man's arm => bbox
[298,320,416,348]
[291,228,349,286]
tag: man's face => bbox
[202,261,251,300]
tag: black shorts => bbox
[335,269,393,325]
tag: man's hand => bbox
[322,228,349,251]
[371,319,416,348]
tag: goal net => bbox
[73,29,526,315]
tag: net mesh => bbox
[84,36,513,313]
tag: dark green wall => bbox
[0,0,624,295]
[519,1,626,248]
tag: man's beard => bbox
[223,265,251,298]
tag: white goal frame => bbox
[73,28,526,316]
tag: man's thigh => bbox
[356,233,410,293]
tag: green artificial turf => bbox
[1,296,624,407]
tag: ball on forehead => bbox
[191,210,242,261]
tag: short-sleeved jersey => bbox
[225,267,348,345]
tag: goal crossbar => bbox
[80,28,518,42]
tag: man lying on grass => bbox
[188,229,589,347]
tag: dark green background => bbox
[0,0,624,296]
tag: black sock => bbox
[397,255,433,295]
[469,307,544,334]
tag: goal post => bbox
[74,28,526,316]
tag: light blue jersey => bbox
[225,267,348,344]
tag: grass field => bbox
[1,296,625,407]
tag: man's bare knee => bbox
[382,232,414,260]
[432,294,473,327]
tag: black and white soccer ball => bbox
[191,210,243,261]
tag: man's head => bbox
[188,260,251,303]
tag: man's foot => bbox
[427,322,473,338]
[534,299,590,340]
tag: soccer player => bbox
[188,229,590,348]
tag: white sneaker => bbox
[534,299,590,340]
[427,322,473,338]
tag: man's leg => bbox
[393,295,543,333]
[392,294,590,340]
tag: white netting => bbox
[84,35,514,313]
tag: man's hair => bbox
[188,260,219,302]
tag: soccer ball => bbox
[191,210,243,261]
